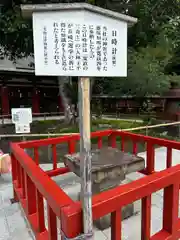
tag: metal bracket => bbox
[61,230,93,240]
[10,198,18,204]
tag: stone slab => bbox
[65,147,145,176]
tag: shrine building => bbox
[0,56,64,116]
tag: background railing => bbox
[11,128,180,239]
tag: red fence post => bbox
[68,140,76,154]
[47,205,57,240]
[17,164,22,189]
[146,142,155,174]
[132,141,138,155]
[21,168,26,199]
[121,136,125,152]
[109,133,117,148]
[26,175,37,215]
[34,147,39,165]
[141,195,151,240]
[11,154,18,202]
[11,154,17,182]
[111,209,122,240]
[166,148,172,169]
[60,206,82,239]
[163,183,179,235]
[52,144,57,170]
[1,85,10,115]
[98,137,103,149]
[36,190,46,233]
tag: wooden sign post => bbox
[21,3,137,238]
[78,77,93,236]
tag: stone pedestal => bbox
[95,204,134,230]
[65,147,145,230]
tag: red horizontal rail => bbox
[114,130,180,150]
[19,129,180,151]
[46,167,70,177]
[61,163,180,237]
[18,130,113,149]
[11,142,74,217]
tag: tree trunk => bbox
[58,77,96,124]
[58,76,73,124]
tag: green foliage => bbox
[128,0,180,48]
[1,0,180,101]
[97,45,173,98]
[163,17,180,76]
[125,47,170,97]
[0,5,33,58]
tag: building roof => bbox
[0,56,35,74]
[21,2,137,26]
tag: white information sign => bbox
[33,11,127,77]
[11,108,32,125]
[15,124,31,134]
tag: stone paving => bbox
[0,147,180,239]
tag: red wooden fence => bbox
[10,129,180,239]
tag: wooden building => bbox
[0,56,63,116]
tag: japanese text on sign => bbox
[33,11,127,77]
[11,108,32,125]
[41,22,119,74]
[112,30,118,66]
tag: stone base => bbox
[94,203,134,230]
[78,178,139,230]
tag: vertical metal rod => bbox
[78,77,93,239]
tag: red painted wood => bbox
[166,148,172,169]
[34,147,39,165]
[19,130,113,148]
[146,142,155,174]
[98,137,103,149]
[68,140,76,154]
[67,160,180,224]
[133,141,138,155]
[1,86,10,115]
[36,190,46,233]
[28,213,43,238]
[52,144,57,170]
[151,229,172,240]
[141,196,151,240]
[109,133,117,148]
[115,130,180,151]
[10,130,180,240]
[19,129,180,151]
[17,163,22,188]
[21,168,26,199]
[11,153,17,183]
[32,88,40,114]
[11,143,73,217]
[111,210,121,240]
[46,167,70,177]
[60,205,82,239]
[26,175,37,215]
[47,205,57,240]
[121,136,125,152]
[163,184,179,234]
